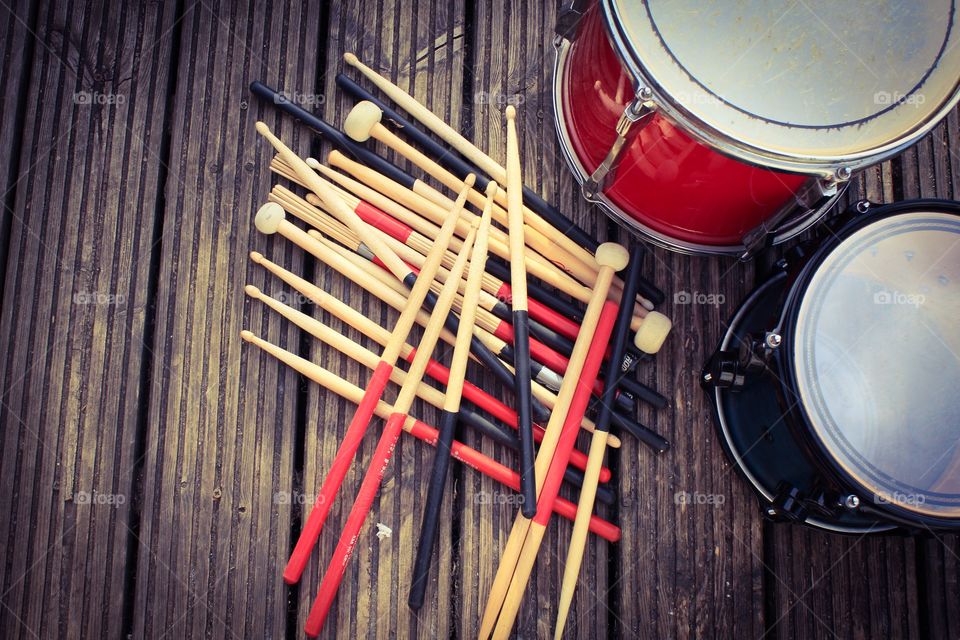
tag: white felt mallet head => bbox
[594,242,630,272]
[255,202,285,234]
[633,310,671,354]
[343,101,383,142]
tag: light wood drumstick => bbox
[409,199,493,610]
[478,243,627,640]
[268,178,471,586]
[239,330,621,541]
[504,104,537,518]
[323,150,624,319]
[303,226,477,637]
[342,100,599,287]
[249,250,622,451]
[244,284,614,478]
[554,246,644,639]
[255,121,412,282]
[342,53,599,272]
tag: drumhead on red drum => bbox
[786,210,960,520]
[605,0,960,172]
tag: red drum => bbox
[553,0,960,256]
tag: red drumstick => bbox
[304,224,478,636]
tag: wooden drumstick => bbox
[342,100,599,288]
[478,243,627,640]
[244,284,615,479]
[320,150,667,344]
[255,121,411,282]
[342,53,598,271]
[249,251,622,454]
[269,179,471,586]
[504,104,537,518]
[270,181,597,373]
[304,226,477,637]
[554,246,645,639]
[239,330,621,541]
[408,189,492,610]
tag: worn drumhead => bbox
[792,211,960,520]
[604,0,960,173]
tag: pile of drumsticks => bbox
[241,52,673,638]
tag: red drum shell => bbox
[561,8,809,248]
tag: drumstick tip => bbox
[305,157,322,170]
[240,329,255,342]
[250,250,265,264]
[255,121,271,136]
[484,180,499,197]
[464,173,477,188]
[255,202,285,234]
[343,52,358,66]
[505,105,516,120]
[244,284,262,298]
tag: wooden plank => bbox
[131,2,321,638]
[297,0,466,637]
[0,2,177,639]
[0,0,35,278]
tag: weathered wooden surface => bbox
[0,1,958,639]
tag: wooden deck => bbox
[0,1,957,638]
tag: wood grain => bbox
[131,2,320,638]
[0,2,178,639]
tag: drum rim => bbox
[601,0,960,177]
[551,33,840,256]
[710,274,893,534]
[779,200,960,526]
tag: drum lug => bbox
[701,336,770,390]
[583,91,656,201]
[765,483,809,523]
[555,0,590,41]
[739,174,845,260]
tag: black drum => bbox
[703,200,960,533]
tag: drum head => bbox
[791,209,960,520]
[604,0,960,173]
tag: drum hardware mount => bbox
[701,333,779,391]
[739,168,851,261]
[765,483,847,523]
[583,89,656,201]
[555,0,590,41]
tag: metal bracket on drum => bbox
[582,90,656,201]
[555,0,589,41]
[739,168,852,261]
